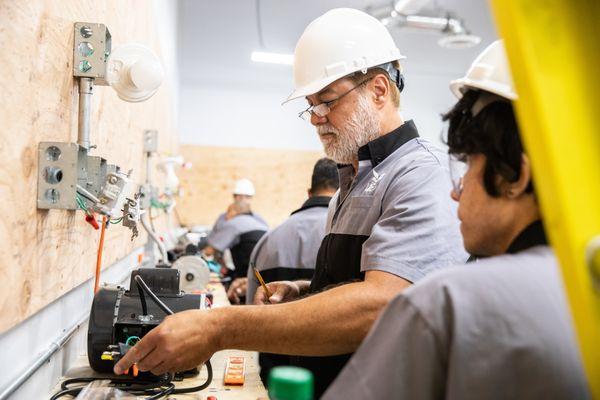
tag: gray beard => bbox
[317,93,381,165]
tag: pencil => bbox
[253,267,273,301]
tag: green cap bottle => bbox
[268,366,314,400]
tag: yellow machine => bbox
[490,0,600,396]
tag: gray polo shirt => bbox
[207,214,268,252]
[245,196,331,304]
[324,244,590,399]
[295,120,468,397]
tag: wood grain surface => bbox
[0,1,178,333]
[177,145,325,229]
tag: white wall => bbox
[178,70,458,150]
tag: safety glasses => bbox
[298,77,374,121]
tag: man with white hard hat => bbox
[114,9,466,396]
[204,178,268,285]
[211,178,268,233]
[323,40,590,400]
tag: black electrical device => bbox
[87,268,204,374]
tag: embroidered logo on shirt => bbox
[364,170,385,195]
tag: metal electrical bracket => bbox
[37,142,80,209]
[37,141,129,213]
[37,22,132,218]
[143,130,158,153]
[73,22,112,85]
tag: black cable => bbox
[137,278,149,315]
[134,275,174,315]
[172,359,213,394]
[146,383,175,399]
[55,376,174,399]
[132,276,214,392]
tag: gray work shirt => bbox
[296,121,469,397]
[212,211,268,234]
[245,196,331,304]
[323,245,590,400]
[207,214,268,252]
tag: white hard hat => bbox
[450,40,517,100]
[233,178,255,196]
[283,8,406,103]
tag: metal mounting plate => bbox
[37,142,79,210]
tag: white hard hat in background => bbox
[284,8,406,103]
[450,40,517,101]
[233,178,255,196]
[107,44,164,103]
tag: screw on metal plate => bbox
[108,176,118,184]
[586,235,600,293]
[80,25,93,38]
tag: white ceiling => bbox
[177,0,499,88]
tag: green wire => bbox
[75,194,88,213]
[150,199,169,209]
[125,336,140,346]
[110,217,123,224]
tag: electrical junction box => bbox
[73,22,112,85]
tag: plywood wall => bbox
[0,1,178,333]
[177,145,325,229]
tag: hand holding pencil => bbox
[252,272,307,305]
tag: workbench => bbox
[49,282,268,399]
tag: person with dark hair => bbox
[224,158,337,383]
[323,40,590,399]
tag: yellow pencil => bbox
[253,267,273,301]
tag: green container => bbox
[268,366,314,400]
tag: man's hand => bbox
[253,280,304,304]
[113,310,220,376]
[227,277,248,304]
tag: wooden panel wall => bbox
[177,145,325,229]
[0,1,178,333]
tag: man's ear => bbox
[504,154,532,199]
[370,74,389,108]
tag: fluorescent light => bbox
[251,51,294,65]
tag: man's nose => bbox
[311,112,327,126]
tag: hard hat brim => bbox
[450,77,518,101]
[282,55,407,105]
[282,73,348,105]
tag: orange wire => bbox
[94,216,108,294]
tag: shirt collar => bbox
[357,120,420,167]
[291,196,332,215]
[507,220,548,254]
